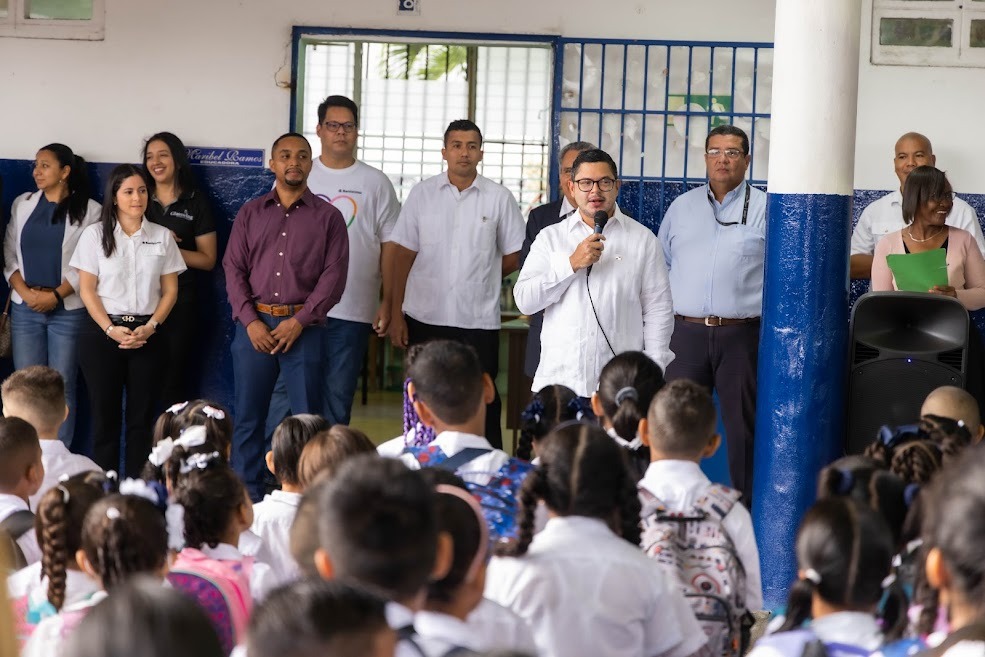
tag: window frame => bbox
[0,0,105,40]
[872,0,985,67]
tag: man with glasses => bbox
[266,96,400,435]
[388,119,525,449]
[850,132,985,279]
[656,124,766,506]
[519,140,595,379]
[514,148,674,399]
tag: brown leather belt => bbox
[256,303,303,317]
[29,286,55,292]
[675,314,760,327]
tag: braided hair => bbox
[402,344,436,447]
[516,385,581,461]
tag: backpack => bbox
[1,509,36,572]
[403,445,534,542]
[640,484,751,657]
[168,548,253,656]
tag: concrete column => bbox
[752,0,862,609]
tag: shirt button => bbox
[285,213,290,218]
[282,232,287,236]
[276,272,280,276]
[274,293,279,297]
[279,252,284,256]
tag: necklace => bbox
[906,225,944,243]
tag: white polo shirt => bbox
[390,172,525,330]
[70,219,186,315]
[484,515,708,657]
[851,189,985,257]
[514,206,675,397]
[29,440,100,510]
[249,489,302,585]
[307,159,400,324]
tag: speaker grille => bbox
[938,348,964,370]
[853,343,880,364]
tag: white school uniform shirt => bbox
[638,459,763,610]
[389,172,525,330]
[851,189,985,257]
[750,612,884,657]
[514,205,675,397]
[307,158,400,324]
[398,431,512,486]
[29,440,101,510]
[199,542,277,602]
[466,598,538,654]
[249,490,302,585]
[414,611,483,656]
[484,515,709,657]
[4,193,101,311]
[8,560,102,627]
[69,218,186,315]
[22,589,107,657]
[387,600,427,657]
[0,494,41,565]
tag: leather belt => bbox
[675,314,760,327]
[29,286,56,292]
[108,314,152,325]
[256,303,303,317]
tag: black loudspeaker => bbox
[846,291,969,455]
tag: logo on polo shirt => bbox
[169,210,194,221]
[141,241,162,245]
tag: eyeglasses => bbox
[574,177,616,192]
[705,148,745,160]
[322,121,356,134]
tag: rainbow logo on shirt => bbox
[316,193,358,228]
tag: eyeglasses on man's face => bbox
[705,148,745,160]
[573,177,616,192]
[322,121,357,134]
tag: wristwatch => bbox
[148,319,160,330]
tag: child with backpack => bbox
[747,498,908,657]
[637,379,762,656]
[395,339,534,542]
[516,384,584,462]
[484,422,707,657]
[592,351,665,479]
[22,484,174,657]
[0,417,45,570]
[143,400,232,490]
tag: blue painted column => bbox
[752,0,862,609]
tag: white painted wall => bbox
[1,0,982,193]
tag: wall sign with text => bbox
[186,147,265,168]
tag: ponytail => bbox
[777,576,815,632]
[38,144,91,226]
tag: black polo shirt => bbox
[146,190,216,298]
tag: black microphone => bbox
[587,211,608,276]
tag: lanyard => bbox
[707,183,751,227]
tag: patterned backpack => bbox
[640,484,752,657]
[168,548,253,655]
[403,445,534,542]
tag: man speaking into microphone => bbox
[514,148,674,398]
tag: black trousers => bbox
[77,317,165,476]
[158,297,199,409]
[405,315,503,450]
[665,318,760,506]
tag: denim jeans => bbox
[10,302,86,448]
[265,317,371,434]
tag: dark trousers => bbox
[77,317,165,477]
[158,297,198,409]
[405,315,503,450]
[231,315,324,501]
[665,318,760,505]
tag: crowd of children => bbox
[2,342,985,657]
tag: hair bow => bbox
[179,451,220,474]
[148,437,175,467]
[119,478,167,509]
[202,406,225,420]
[175,425,208,449]
[166,401,189,415]
[520,397,545,425]
[566,396,586,421]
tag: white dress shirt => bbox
[4,193,101,311]
[852,189,985,257]
[414,610,483,656]
[70,219,186,315]
[514,206,675,397]
[750,611,884,657]
[307,158,400,324]
[249,489,302,585]
[0,494,41,565]
[390,172,525,330]
[398,431,512,486]
[657,182,767,318]
[29,439,101,510]
[466,597,538,654]
[199,542,277,602]
[484,515,708,657]
[638,460,763,610]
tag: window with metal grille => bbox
[873,0,985,67]
[293,32,553,217]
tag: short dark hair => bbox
[597,351,664,442]
[248,579,390,657]
[646,379,716,457]
[571,148,618,180]
[444,119,482,146]
[407,340,485,425]
[272,414,331,487]
[317,455,437,601]
[271,132,311,154]
[424,472,485,605]
[0,416,40,490]
[317,95,359,126]
[1,365,66,432]
[297,426,376,488]
[902,165,950,225]
[64,576,224,657]
[705,125,750,155]
[142,132,197,198]
[559,141,596,164]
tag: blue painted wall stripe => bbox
[753,192,852,609]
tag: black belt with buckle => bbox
[108,314,152,328]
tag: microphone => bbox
[587,211,608,276]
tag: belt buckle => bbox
[705,316,723,327]
[122,315,135,323]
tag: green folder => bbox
[886,248,948,292]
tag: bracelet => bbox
[104,324,115,335]
[51,289,63,304]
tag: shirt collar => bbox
[266,490,303,506]
[559,196,575,217]
[0,494,29,513]
[262,186,315,208]
[565,204,626,233]
[440,172,481,194]
[386,601,416,631]
[706,181,748,208]
[890,188,903,206]
[413,611,480,650]
[199,542,243,561]
[40,439,70,456]
[433,431,494,452]
[538,515,615,542]
[640,459,707,488]
[113,219,145,238]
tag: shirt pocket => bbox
[736,227,765,259]
[470,215,499,252]
[96,255,128,304]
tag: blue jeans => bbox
[266,317,370,434]
[231,316,325,500]
[10,302,85,448]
